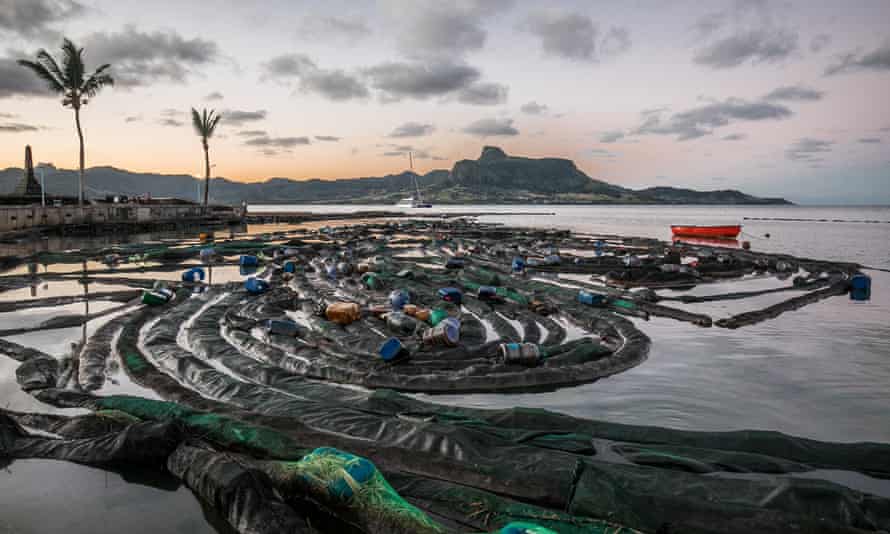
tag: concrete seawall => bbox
[0,204,242,234]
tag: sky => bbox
[0,0,888,204]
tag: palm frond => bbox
[61,38,85,89]
[82,64,114,99]
[35,49,68,87]
[16,59,65,93]
[207,113,222,137]
[191,108,205,138]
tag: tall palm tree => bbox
[191,108,222,207]
[18,39,113,206]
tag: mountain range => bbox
[0,146,791,205]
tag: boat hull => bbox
[671,225,741,238]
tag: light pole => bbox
[40,166,46,207]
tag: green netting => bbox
[95,395,302,459]
[267,447,444,533]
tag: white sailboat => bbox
[396,152,432,208]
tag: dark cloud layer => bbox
[762,85,824,101]
[83,26,219,87]
[0,57,53,98]
[694,29,798,68]
[462,117,519,137]
[457,82,508,105]
[204,91,223,101]
[220,109,267,126]
[810,34,832,53]
[599,130,625,143]
[825,41,890,75]
[245,136,310,148]
[0,0,85,39]
[298,15,371,44]
[520,101,548,115]
[858,137,881,144]
[395,0,513,58]
[0,122,39,132]
[388,122,435,138]
[364,61,479,101]
[635,98,792,140]
[262,54,369,101]
[314,135,340,142]
[785,137,833,161]
[722,133,747,141]
[524,11,597,61]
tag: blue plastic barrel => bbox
[850,273,871,301]
[446,257,466,269]
[244,277,269,295]
[199,247,216,263]
[379,337,410,362]
[544,254,561,265]
[283,261,297,273]
[326,264,338,280]
[477,285,498,300]
[512,257,526,273]
[389,289,410,311]
[438,287,462,305]
[181,266,205,283]
[239,255,259,267]
[578,290,607,306]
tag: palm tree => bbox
[18,39,113,206]
[191,108,222,207]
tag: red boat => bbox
[670,224,741,239]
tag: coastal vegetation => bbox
[17,39,114,206]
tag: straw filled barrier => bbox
[1,218,885,534]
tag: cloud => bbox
[236,130,266,137]
[462,117,519,137]
[314,135,341,142]
[810,34,831,53]
[692,12,727,38]
[388,122,435,138]
[364,60,480,101]
[261,54,369,101]
[599,130,624,143]
[394,0,514,58]
[858,137,881,144]
[590,148,615,158]
[457,82,508,105]
[0,122,39,132]
[0,0,85,39]
[0,57,54,98]
[601,26,632,57]
[220,109,267,126]
[297,15,371,44]
[244,136,310,148]
[785,137,833,161]
[721,133,747,141]
[523,11,597,61]
[82,26,219,87]
[204,91,223,101]
[694,29,798,68]
[124,115,141,123]
[379,142,442,160]
[520,101,548,115]
[762,84,824,101]
[825,41,890,75]
[635,98,792,140]
[158,118,183,127]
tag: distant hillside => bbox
[0,146,791,205]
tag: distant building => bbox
[14,145,42,198]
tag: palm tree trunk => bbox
[74,106,85,206]
[203,141,210,208]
